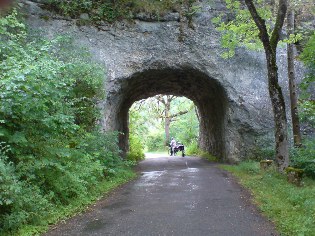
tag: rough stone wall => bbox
[23,0,304,162]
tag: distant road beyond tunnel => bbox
[45,156,277,236]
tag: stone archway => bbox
[103,65,228,160]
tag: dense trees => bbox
[213,0,289,171]
[213,0,314,172]
[0,10,133,234]
[129,96,199,152]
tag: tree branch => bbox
[169,110,189,119]
[155,95,166,105]
[244,0,287,51]
[270,0,287,49]
[168,95,175,102]
[244,0,270,49]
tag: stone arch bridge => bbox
[25,0,295,162]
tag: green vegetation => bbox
[127,108,145,161]
[221,162,315,235]
[211,0,302,58]
[186,140,218,161]
[16,169,136,236]
[185,140,199,155]
[299,32,315,126]
[129,96,199,154]
[290,140,315,179]
[212,0,315,172]
[250,138,315,179]
[0,11,135,235]
[127,133,145,161]
[44,0,197,23]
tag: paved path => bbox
[44,156,277,236]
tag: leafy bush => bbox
[290,139,315,179]
[186,140,199,155]
[0,11,127,234]
[299,32,315,126]
[126,134,145,162]
[169,109,199,146]
[247,136,275,161]
[146,132,166,152]
[185,140,218,161]
[250,145,275,161]
[127,109,145,160]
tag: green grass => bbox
[8,168,137,236]
[198,151,218,162]
[185,142,218,161]
[220,162,315,236]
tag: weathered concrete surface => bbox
[44,156,278,236]
[22,0,305,161]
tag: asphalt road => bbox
[44,155,277,236]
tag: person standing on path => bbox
[170,137,176,156]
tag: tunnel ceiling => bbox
[116,66,229,159]
[121,67,226,108]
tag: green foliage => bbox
[300,32,315,69]
[249,137,275,161]
[0,11,132,234]
[146,131,166,152]
[185,140,199,155]
[129,96,199,153]
[299,100,315,126]
[185,140,218,161]
[212,0,302,58]
[169,106,199,146]
[299,32,315,126]
[43,0,197,23]
[290,139,315,179]
[127,134,145,162]
[233,161,260,174]
[127,109,145,160]
[221,162,315,235]
[240,137,315,179]
[199,151,218,162]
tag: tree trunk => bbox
[244,0,289,172]
[164,98,171,146]
[266,51,289,172]
[287,8,302,147]
[165,117,171,146]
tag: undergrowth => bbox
[0,10,136,235]
[250,138,315,179]
[290,139,315,179]
[43,0,198,23]
[13,167,136,236]
[186,140,218,161]
[126,133,145,162]
[221,162,315,235]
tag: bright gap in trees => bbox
[129,95,200,156]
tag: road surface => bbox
[44,155,277,236]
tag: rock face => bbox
[23,0,302,162]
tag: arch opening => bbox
[108,66,228,160]
[129,95,199,154]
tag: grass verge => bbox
[220,162,315,236]
[8,168,137,236]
